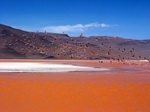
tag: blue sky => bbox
[0,0,150,39]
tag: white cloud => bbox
[41,22,116,33]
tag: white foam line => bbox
[0,62,109,73]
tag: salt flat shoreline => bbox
[0,59,149,70]
[0,60,149,73]
[0,62,109,72]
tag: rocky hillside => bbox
[0,24,150,60]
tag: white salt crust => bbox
[0,62,109,73]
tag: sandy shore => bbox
[0,60,150,112]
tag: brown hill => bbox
[0,24,150,60]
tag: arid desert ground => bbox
[0,59,150,112]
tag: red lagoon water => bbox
[0,60,150,112]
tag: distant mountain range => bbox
[0,24,150,60]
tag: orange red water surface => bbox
[0,60,150,112]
